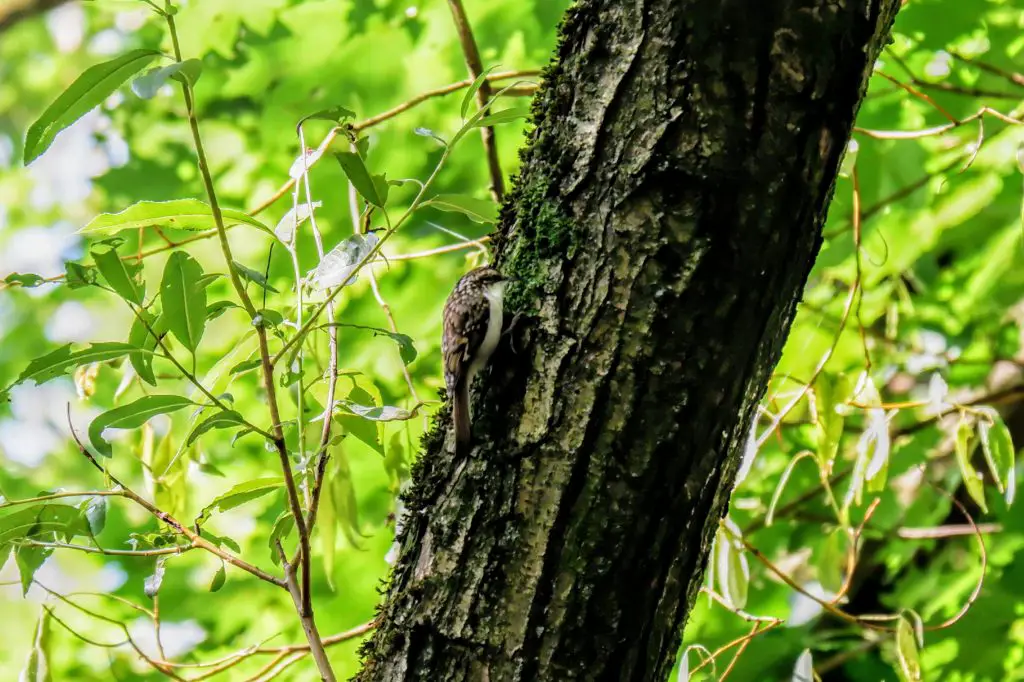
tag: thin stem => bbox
[276,542,336,682]
[165,15,322,662]
[447,0,504,202]
[20,539,194,557]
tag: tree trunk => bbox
[356,1,900,680]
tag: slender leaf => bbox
[160,252,207,353]
[978,408,1015,503]
[461,66,496,119]
[4,273,44,288]
[185,410,247,446]
[20,609,52,682]
[89,395,195,457]
[954,416,988,512]
[24,49,161,164]
[81,200,271,236]
[0,505,89,545]
[334,151,383,207]
[895,614,923,681]
[268,511,295,565]
[233,261,279,293]
[2,343,143,399]
[127,312,160,386]
[92,246,145,305]
[471,106,530,128]
[64,261,98,289]
[792,650,814,682]
[209,562,226,593]
[195,478,283,526]
[424,194,497,224]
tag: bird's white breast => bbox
[468,281,506,383]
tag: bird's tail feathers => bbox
[453,380,471,458]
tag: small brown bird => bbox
[442,265,510,457]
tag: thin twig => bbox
[447,0,504,202]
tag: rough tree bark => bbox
[357,1,900,680]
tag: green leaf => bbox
[229,359,262,376]
[15,545,52,597]
[64,261,98,289]
[160,252,207,353]
[334,151,383,207]
[818,528,847,594]
[895,614,923,681]
[765,451,812,527]
[20,609,52,682]
[978,409,1015,504]
[814,373,848,472]
[81,200,271,236]
[333,385,384,456]
[299,105,355,127]
[3,273,44,288]
[2,343,143,399]
[127,312,161,386]
[144,558,166,599]
[209,562,226,593]
[206,300,240,322]
[461,67,497,119]
[186,410,247,446]
[133,59,203,99]
[326,324,417,365]
[232,261,279,293]
[24,49,161,164]
[195,478,283,526]
[92,246,145,305]
[268,511,294,565]
[0,505,89,546]
[89,395,195,458]
[80,496,107,536]
[424,194,497,224]
[471,106,530,128]
[336,401,416,422]
[954,416,988,513]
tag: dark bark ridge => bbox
[357,1,900,680]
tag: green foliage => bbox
[0,0,1022,680]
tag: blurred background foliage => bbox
[0,0,1021,680]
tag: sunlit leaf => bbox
[15,545,52,597]
[313,233,379,289]
[185,410,247,446]
[424,194,497,224]
[268,511,294,565]
[195,478,283,526]
[209,562,226,593]
[792,649,814,682]
[334,151,383,207]
[461,66,497,119]
[80,496,107,536]
[89,395,195,458]
[144,558,166,599]
[81,200,271,236]
[20,609,51,682]
[818,528,847,594]
[471,106,530,128]
[127,311,161,386]
[274,201,321,243]
[977,407,1015,504]
[334,401,416,422]
[954,415,988,513]
[160,252,207,353]
[714,519,748,610]
[24,49,161,164]
[92,246,145,305]
[895,614,923,682]
[2,343,144,399]
[3,273,44,288]
[0,505,89,546]
[131,60,201,99]
[64,261,98,289]
[233,261,279,293]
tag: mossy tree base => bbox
[356,1,900,680]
